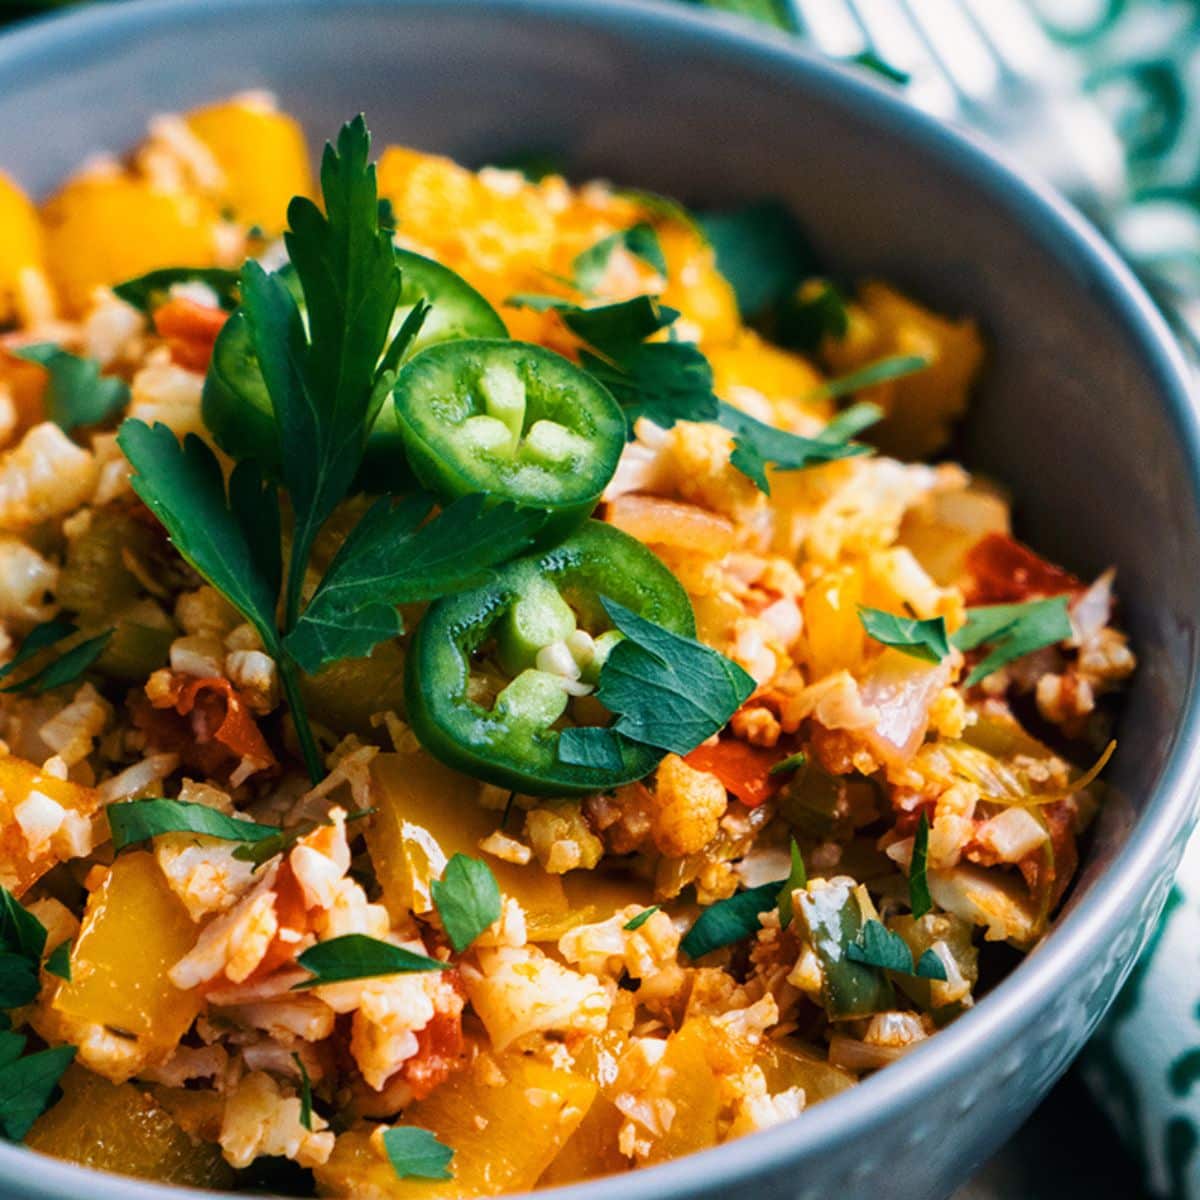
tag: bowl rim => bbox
[1,0,1199,1197]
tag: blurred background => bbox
[2,0,1197,1196]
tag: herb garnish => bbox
[812,354,929,401]
[292,1053,313,1132]
[846,919,947,981]
[573,224,667,293]
[623,906,660,932]
[106,798,280,853]
[777,839,807,927]
[775,279,849,351]
[768,751,807,776]
[952,596,1072,687]
[1,629,113,695]
[44,941,71,983]
[293,934,446,989]
[558,597,754,772]
[0,620,77,684]
[231,808,375,869]
[113,267,242,313]
[383,1126,455,1181]
[119,118,541,782]
[909,812,933,919]
[680,879,782,959]
[858,607,951,664]
[13,345,129,433]
[430,854,502,953]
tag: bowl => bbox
[1,1,1197,1198]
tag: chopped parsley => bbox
[623,906,660,932]
[680,879,783,959]
[292,1053,313,1132]
[112,266,241,313]
[383,1126,454,1181]
[952,596,1073,687]
[106,798,280,853]
[0,619,77,684]
[44,941,71,983]
[0,628,113,696]
[777,840,807,928]
[12,345,129,433]
[572,223,667,293]
[858,607,951,664]
[775,279,849,351]
[430,855,502,953]
[909,812,933,919]
[846,919,947,981]
[812,354,929,401]
[768,751,807,776]
[293,934,446,989]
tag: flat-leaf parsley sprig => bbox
[119,117,541,781]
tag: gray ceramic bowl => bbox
[0,1,1197,1197]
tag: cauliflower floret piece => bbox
[524,803,603,874]
[126,350,205,438]
[726,1065,805,1138]
[463,945,611,1051]
[0,422,98,531]
[649,754,726,857]
[558,905,682,992]
[219,1071,333,1169]
[225,649,279,714]
[156,835,259,921]
[0,535,57,624]
[175,586,242,640]
[38,683,113,766]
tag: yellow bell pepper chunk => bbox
[0,756,101,898]
[642,1020,725,1164]
[0,172,50,325]
[185,99,312,233]
[368,752,570,939]
[52,852,200,1075]
[41,173,218,314]
[25,1065,231,1187]
[315,1055,596,1198]
[801,564,867,677]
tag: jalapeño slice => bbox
[202,248,506,484]
[392,340,625,534]
[406,520,694,796]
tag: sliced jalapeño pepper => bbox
[392,340,625,536]
[202,248,506,484]
[406,520,693,796]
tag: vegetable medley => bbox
[0,94,1134,1194]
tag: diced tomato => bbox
[685,738,787,808]
[0,346,50,431]
[153,297,228,372]
[965,532,1081,605]
[402,972,467,1099]
[137,672,276,777]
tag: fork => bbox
[786,0,1128,221]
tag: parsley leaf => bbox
[777,840,807,927]
[231,808,374,870]
[113,267,241,313]
[909,812,932,919]
[573,224,667,293]
[775,279,849,351]
[293,934,446,988]
[717,400,878,494]
[284,494,544,674]
[595,597,755,756]
[952,597,1073,687]
[0,619,77,683]
[292,1053,313,1131]
[383,1127,454,1181]
[430,854,501,953]
[0,889,45,963]
[557,726,626,772]
[846,919,948,981]
[118,423,281,654]
[107,798,280,853]
[681,879,783,958]
[44,941,71,983]
[858,607,950,664]
[698,201,813,317]
[0,954,39,1009]
[0,1041,74,1140]
[813,354,929,401]
[13,345,129,433]
[1,629,113,695]
[624,906,660,932]
[768,751,807,776]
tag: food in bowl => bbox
[0,94,1134,1194]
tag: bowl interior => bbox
[0,2,1196,1198]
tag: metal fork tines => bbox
[790,0,1127,216]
